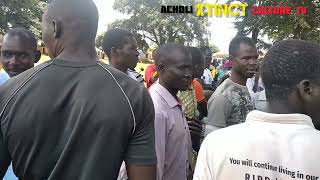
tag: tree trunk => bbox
[251,27,259,43]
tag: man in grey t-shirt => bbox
[206,37,258,135]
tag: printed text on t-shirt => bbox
[229,157,319,180]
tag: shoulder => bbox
[215,79,249,99]
[214,79,231,95]
[0,61,53,116]
[99,63,145,94]
[209,91,231,106]
[149,85,165,107]
[99,62,154,125]
[203,124,245,148]
[0,61,52,97]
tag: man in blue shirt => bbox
[0,28,40,180]
[0,34,10,86]
[0,28,40,78]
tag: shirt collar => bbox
[246,110,315,128]
[153,82,180,108]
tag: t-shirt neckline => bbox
[52,59,100,67]
[246,110,315,128]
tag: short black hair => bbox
[229,36,256,57]
[187,46,204,66]
[154,43,190,66]
[102,28,134,58]
[5,28,37,50]
[261,39,320,101]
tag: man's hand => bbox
[187,118,203,152]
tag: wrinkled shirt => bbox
[149,82,192,180]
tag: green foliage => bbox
[209,44,219,53]
[110,0,210,49]
[139,58,153,64]
[96,33,104,49]
[0,0,47,37]
[229,0,320,49]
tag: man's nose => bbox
[9,55,18,65]
[185,68,193,78]
[248,58,258,65]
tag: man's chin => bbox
[8,72,21,77]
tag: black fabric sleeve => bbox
[125,87,156,165]
[0,129,11,178]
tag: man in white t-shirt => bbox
[194,40,320,180]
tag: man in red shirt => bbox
[145,64,158,88]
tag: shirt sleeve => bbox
[125,88,157,166]
[193,135,215,180]
[154,113,171,180]
[207,94,231,128]
[193,80,205,103]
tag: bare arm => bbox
[199,79,215,91]
[203,90,214,101]
[127,165,156,180]
[197,101,208,117]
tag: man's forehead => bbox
[168,50,192,65]
[239,43,257,52]
[124,36,137,46]
[2,35,34,52]
[236,43,258,55]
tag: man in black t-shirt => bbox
[0,0,156,179]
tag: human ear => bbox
[297,80,312,101]
[34,50,41,63]
[110,47,117,58]
[52,20,62,39]
[157,64,165,72]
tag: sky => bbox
[93,0,238,53]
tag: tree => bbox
[229,0,320,49]
[96,33,104,49]
[0,0,47,37]
[109,0,211,49]
[209,44,219,54]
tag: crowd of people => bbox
[0,0,319,180]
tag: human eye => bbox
[2,52,12,59]
[19,53,29,59]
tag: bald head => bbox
[154,42,190,66]
[42,0,99,58]
[154,42,193,93]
